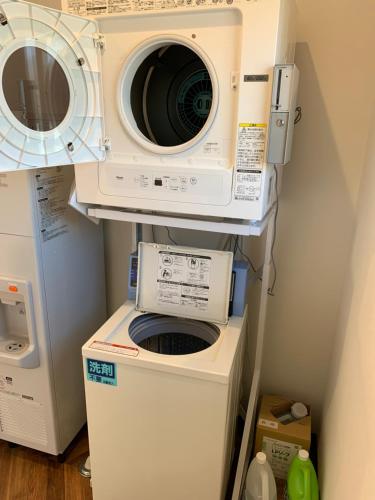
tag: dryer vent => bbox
[130,44,213,147]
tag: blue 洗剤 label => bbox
[86,358,117,386]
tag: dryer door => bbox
[0,0,104,172]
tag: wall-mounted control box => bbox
[267,64,300,165]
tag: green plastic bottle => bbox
[287,450,319,500]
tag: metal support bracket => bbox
[87,206,274,237]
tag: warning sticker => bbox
[66,0,237,16]
[157,251,211,311]
[67,0,132,16]
[234,123,266,201]
[90,340,139,357]
[35,168,69,243]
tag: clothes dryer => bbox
[0,0,298,221]
[82,242,246,500]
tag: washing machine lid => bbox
[136,242,233,325]
[0,0,104,172]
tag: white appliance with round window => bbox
[0,0,296,221]
[82,242,246,500]
[118,35,219,156]
[0,1,104,169]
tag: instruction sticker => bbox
[35,168,70,243]
[66,0,235,16]
[234,123,266,201]
[67,0,132,15]
[157,251,211,311]
[262,436,302,479]
[86,358,117,386]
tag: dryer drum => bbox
[128,313,220,355]
[130,44,213,147]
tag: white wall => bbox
[319,111,375,499]
[260,0,375,425]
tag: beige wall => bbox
[261,0,375,425]
[319,111,375,499]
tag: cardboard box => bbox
[276,478,287,500]
[254,395,311,480]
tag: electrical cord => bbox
[154,227,259,279]
[152,225,178,245]
[232,234,257,274]
[165,226,178,245]
[294,106,302,125]
[226,234,236,252]
[268,165,279,296]
[238,246,257,274]
[221,234,232,251]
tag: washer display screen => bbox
[2,47,70,132]
[129,44,213,147]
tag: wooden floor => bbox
[0,429,92,500]
[0,427,286,500]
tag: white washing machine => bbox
[0,0,298,221]
[82,242,246,500]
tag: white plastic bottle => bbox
[244,452,277,500]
